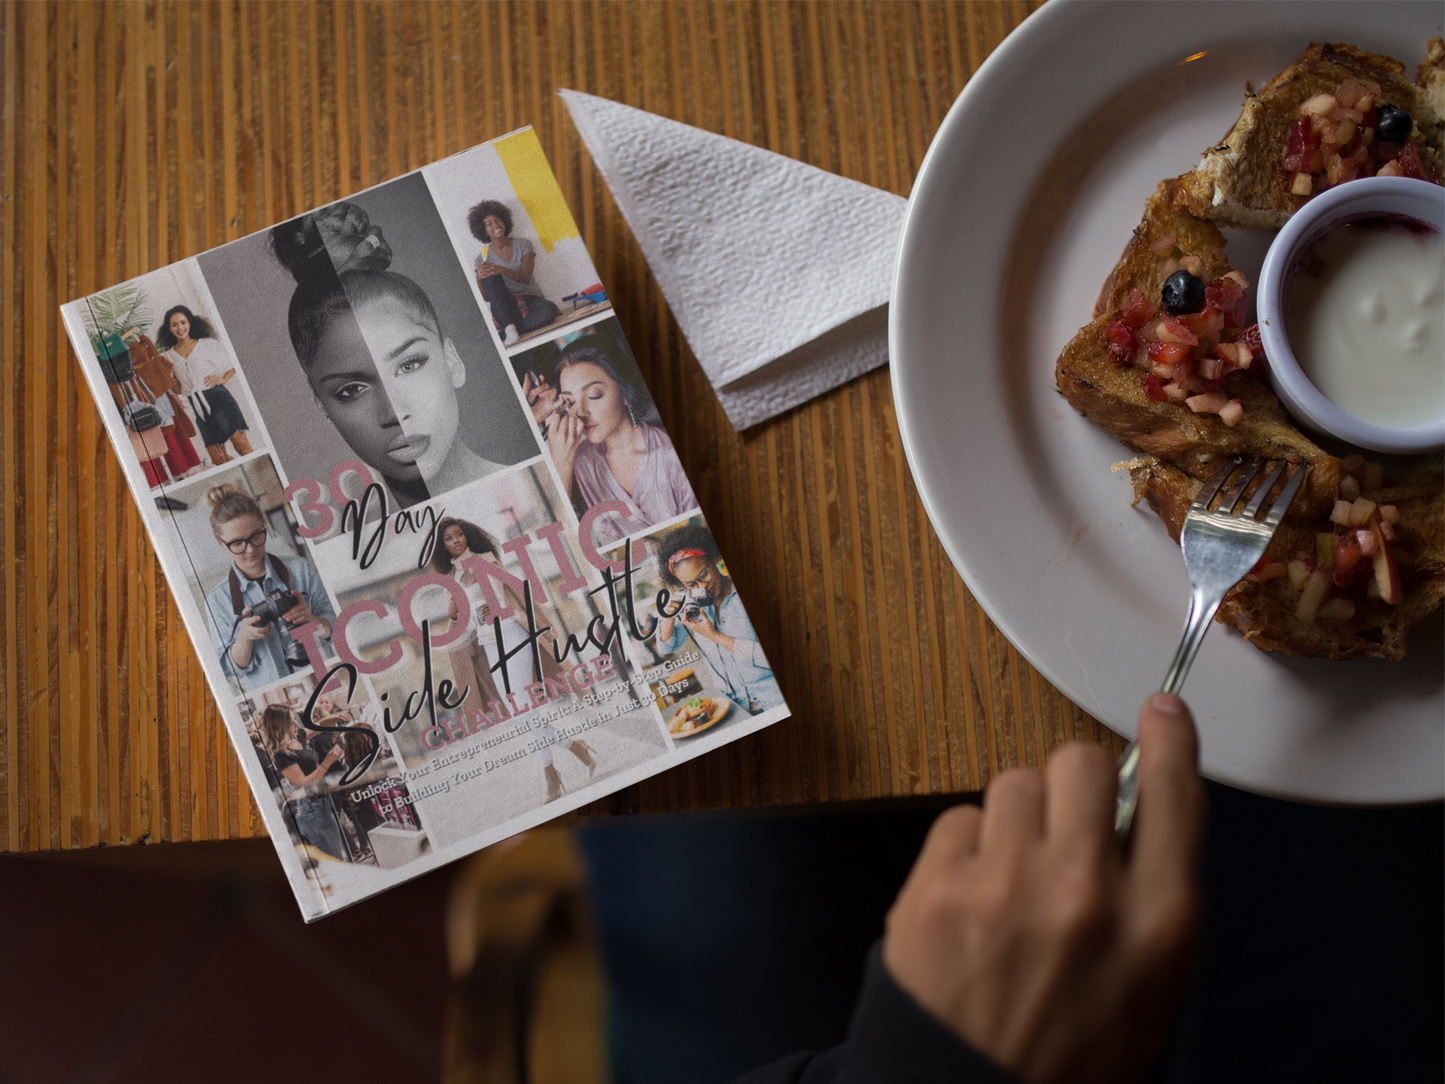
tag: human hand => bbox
[325,744,344,765]
[546,412,584,479]
[656,606,676,642]
[283,594,317,627]
[523,371,560,425]
[680,606,716,637]
[448,597,459,623]
[234,608,269,643]
[476,262,500,281]
[882,693,1205,1084]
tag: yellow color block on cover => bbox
[494,130,580,254]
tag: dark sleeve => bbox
[273,746,319,776]
[730,945,1023,1084]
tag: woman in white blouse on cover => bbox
[156,305,253,466]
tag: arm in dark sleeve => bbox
[730,944,1023,1084]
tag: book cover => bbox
[60,128,790,920]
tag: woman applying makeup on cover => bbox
[533,340,697,547]
[156,305,254,467]
[271,203,505,508]
[430,516,597,803]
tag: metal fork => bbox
[1114,456,1310,837]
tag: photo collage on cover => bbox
[74,129,786,901]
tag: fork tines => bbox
[1193,455,1308,526]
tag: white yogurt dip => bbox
[1283,219,1444,430]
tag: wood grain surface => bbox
[0,0,1120,854]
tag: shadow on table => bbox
[578,787,1443,1084]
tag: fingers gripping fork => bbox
[1115,457,1309,837]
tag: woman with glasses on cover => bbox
[202,483,337,693]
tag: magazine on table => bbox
[60,127,790,920]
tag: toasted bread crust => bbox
[1178,41,1444,229]
[1129,457,1444,662]
[1056,179,1343,519]
[1418,38,1445,144]
[1059,44,1445,661]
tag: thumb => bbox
[1128,693,1205,895]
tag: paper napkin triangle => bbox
[560,89,908,429]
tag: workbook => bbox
[60,128,790,920]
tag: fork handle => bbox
[1114,589,1223,836]
[1160,588,1223,696]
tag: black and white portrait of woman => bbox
[197,173,539,524]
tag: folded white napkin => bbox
[560,90,907,430]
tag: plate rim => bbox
[889,0,1445,803]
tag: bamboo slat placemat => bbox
[0,0,1120,854]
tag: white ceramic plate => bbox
[891,0,1444,803]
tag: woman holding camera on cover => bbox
[654,524,783,717]
[202,484,336,693]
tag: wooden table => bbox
[1,0,1121,856]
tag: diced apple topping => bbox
[1346,497,1377,527]
[1285,77,1438,197]
[1367,509,1403,604]
[1286,559,1312,591]
[1295,569,1332,624]
[1216,399,1244,427]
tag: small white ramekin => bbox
[1256,175,1445,455]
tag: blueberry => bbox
[1162,270,1205,315]
[1376,104,1412,144]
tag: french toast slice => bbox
[1128,456,1444,662]
[1055,178,1343,520]
[1177,40,1445,230]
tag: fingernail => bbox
[1148,692,1190,717]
